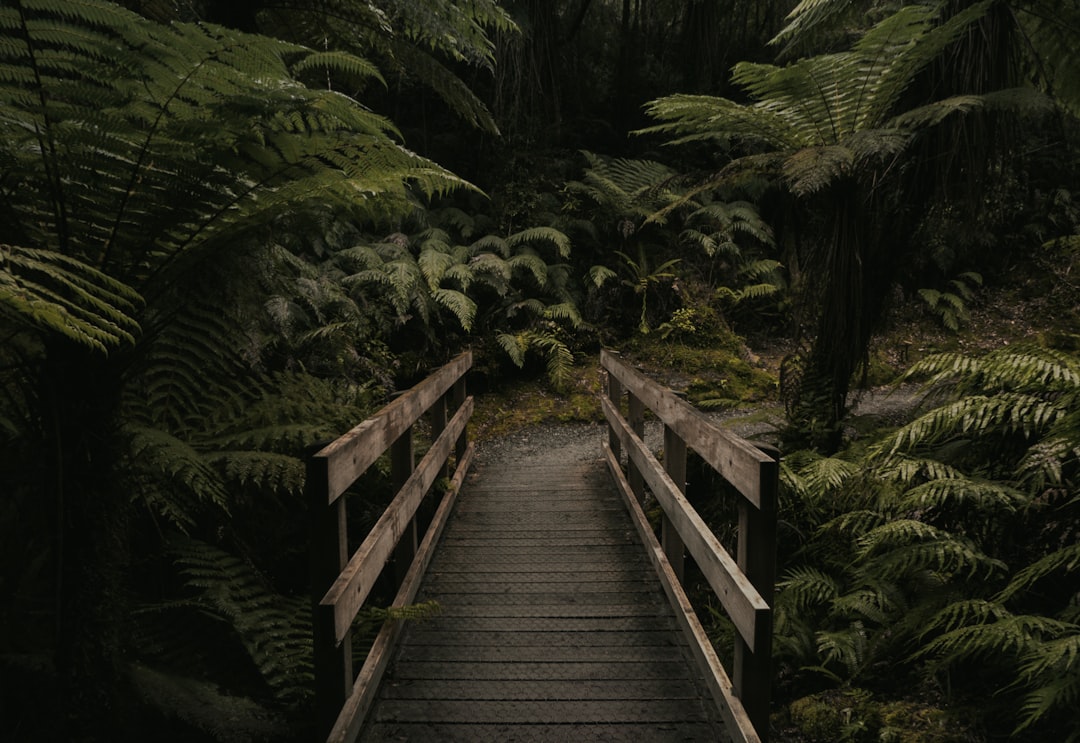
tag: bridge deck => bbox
[359,454,728,741]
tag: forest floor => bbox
[475,275,1068,463]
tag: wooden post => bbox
[391,428,416,588]
[452,376,468,462]
[430,393,449,481]
[628,392,645,504]
[607,371,624,463]
[662,425,687,583]
[733,442,779,742]
[307,450,352,739]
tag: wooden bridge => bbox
[307,350,779,742]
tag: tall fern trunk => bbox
[789,182,894,453]
[41,342,133,738]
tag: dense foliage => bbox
[0,0,1078,741]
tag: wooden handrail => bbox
[307,351,474,742]
[600,349,778,743]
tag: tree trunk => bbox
[788,181,893,453]
[43,343,133,740]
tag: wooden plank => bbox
[385,660,702,681]
[602,348,775,508]
[378,677,704,700]
[402,630,685,648]
[325,441,475,743]
[603,396,768,647]
[397,643,688,664]
[360,721,723,742]
[321,398,473,644]
[370,699,712,724]
[315,351,471,504]
[398,615,680,633]
[352,454,727,743]
[604,443,761,743]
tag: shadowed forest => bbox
[1,1,1079,741]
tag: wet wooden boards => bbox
[359,458,729,742]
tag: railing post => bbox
[430,392,449,481]
[451,375,468,462]
[627,392,645,504]
[307,450,352,739]
[734,443,779,742]
[606,368,623,463]
[662,425,687,582]
[391,428,416,587]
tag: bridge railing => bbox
[600,349,778,743]
[307,351,474,743]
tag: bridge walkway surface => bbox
[357,453,730,742]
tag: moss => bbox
[788,688,882,742]
[788,690,978,743]
[877,700,976,743]
[472,359,604,440]
[621,327,779,409]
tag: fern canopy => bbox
[0,0,467,354]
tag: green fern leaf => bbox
[507,227,572,260]
[496,333,526,367]
[431,288,476,331]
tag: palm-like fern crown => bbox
[775,0,1080,113]
[0,0,467,353]
[642,2,1058,197]
[217,0,516,133]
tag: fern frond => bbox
[857,519,1006,579]
[429,288,475,331]
[778,566,842,611]
[290,50,385,87]
[1015,670,1080,739]
[418,244,456,290]
[507,227,572,260]
[496,332,526,367]
[783,145,854,196]
[469,234,510,258]
[815,621,871,681]
[207,451,305,495]
[507,252,548,288]
[171,539,312,702]
[125,425,229,530]
[918,602,1066,670]
[884,393,1063,455]
[1000,544,1080,603]
[821,509,887,539]
[523,330,575,391]
[832,584,904,625]
[543,302,583,329]
[0,244,141,352]
[1019,630,1080,680]
[802,454,860,493]
[897,477,1026,516]
[588,265,617,288]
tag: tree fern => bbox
[170,538,313,704]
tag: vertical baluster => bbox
[734,443,779,741]
[391,428,416,588]
[606,369,624,463]
[662,425,687,582]
[627,392,645,504]
[308,451,352,738]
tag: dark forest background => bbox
[2,1,1079,741]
